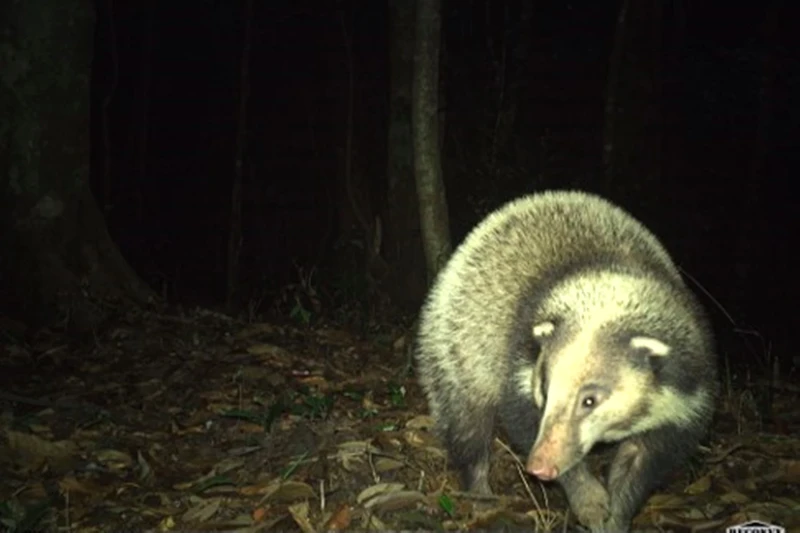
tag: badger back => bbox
[415,190,690,407]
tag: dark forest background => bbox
[3,0,796,372]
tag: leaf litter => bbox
[0,309,798,532]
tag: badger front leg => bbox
[604,426,700,532]
[557,460,610,531]
[440,403,496,495]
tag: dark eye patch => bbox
[539,365,549,402]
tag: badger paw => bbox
[600,515,632,533]
[569,485,610,531]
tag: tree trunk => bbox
[336,8,387,311]
[487,0,533,175]
[0,0,153,332]
[136,0,155,225]
[602,0,663,200]
[412,0,451,284]
[227,0,253,312]
[744,0,782,418]
[602,0,630,183]
[385,0,427,308]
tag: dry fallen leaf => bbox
[771,496,800,510]
[337,440,380,454]
[297,375,329,390]
[315,328,352,346]
[404,415,435,431]
[356,482,405,505]
[719,490,751,505]
[261,480,316,503]
[778,458,800,483]
[683,473,712,495]
[156,515,176,531]
[323,504,352,531]
[6,306,799,532]
[4,429,79,471]
[182,497,222,523]
[251,505,269,522]
[646,493,687,509]
[246,343,289,357]
[240,481,274,496]
[232,422,268,434]
[137,449,154,483]
[288,501,315,533]
[374,457,405,473]
[95,448,134,471]
[59,476,106,496]
[362,490,426,512]
[235,323,283,340]
[403,428,439,448]
[361,513,389,530]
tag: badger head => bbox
[523,268,708,481]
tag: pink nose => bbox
[526,460,559,481]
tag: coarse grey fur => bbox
[414,190,717,532]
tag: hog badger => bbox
[415,190,717,532]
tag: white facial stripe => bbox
[629,386,712,433]
[537,326,597,450]
[591,363,650,442]
[515,366,534,397]
[532,321,555,338]
[534,272,681,454]
[538,306,628,452]
[544,305,624,402]
[630,336,671,356]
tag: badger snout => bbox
[526,419,575,481]
[526,457,559,480]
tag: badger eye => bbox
[581,395,597,409]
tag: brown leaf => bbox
[240,482,274,496]
[778,458,800,483]
[235,323,283,340]
[59,476,103,495]
[719,491,750,505]
[356,482,405,505]
[232,422,267,434]
[156,515,177,531]
[95,448,134,471]
[646,493,687,509]
[404,415,435,431]
[262,481,316,503]
[372,432,404,451]
[683,473,711,495]
[323,504,352,531]
[297,375,329,390]
[374,457,405,473]
[403,428,438,449]
[362,490,426,513]
[136,450,154,483]
[315,328,354,346]
[5,429,79,471]
[337,440,380,454]
[247,343,290,357]
[772,496,800,509]
[182,497,222,523]
[288,501,315,533]
[251,505,270,522]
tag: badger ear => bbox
[532,321,555,339]
[630,336,671,357]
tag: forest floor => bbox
[0,308,798,533]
